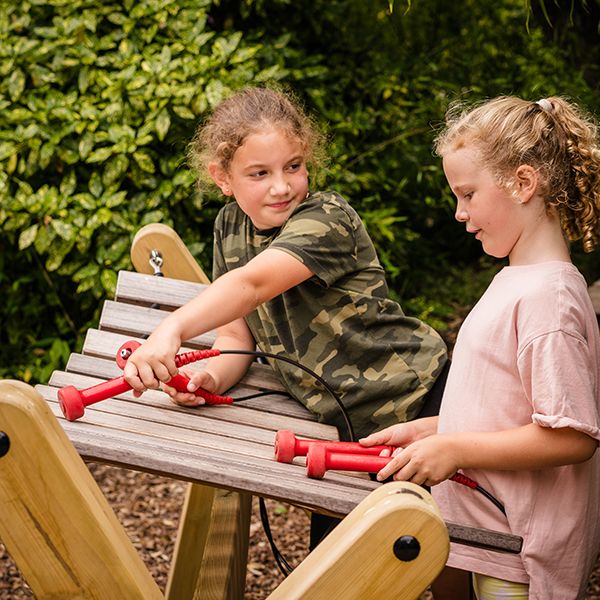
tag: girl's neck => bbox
[508,209,571,266]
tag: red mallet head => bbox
[57,386,85,421]
[274,429,394,463]
[115,340,142,369]
[305,444,328,479]
[274,429,298,463]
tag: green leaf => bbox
[89,171,103,198]
[155,108,171,140]
[205,79,226,109]
[100,268,117,294]
[104,190,127,208]
[19,224,39,250]
[78,133,95,159]
[73,263,100,282]
[133,151,155,173]
[87,147,114,163]
[102,154,129,186]
[8,69,26,101]
[50,219,75,241]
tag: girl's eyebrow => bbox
[242,154,305,170]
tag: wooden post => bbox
[0,380,163,600]
[268,482,449,600]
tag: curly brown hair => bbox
[188,85,326,187]
[434,96,600,252]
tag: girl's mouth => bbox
[269,200,292,210]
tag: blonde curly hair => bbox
[434,95,600,252]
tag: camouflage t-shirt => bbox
[213,191,448,439]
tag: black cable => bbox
[213,348,355,578]
[259,495,293,577]
[217,349,355,442]
[474,484,506,515]
[233,390,292,402]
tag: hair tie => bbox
[536,98,553,112]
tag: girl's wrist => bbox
[203,369,222,394]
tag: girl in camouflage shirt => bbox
[124,86,448,441]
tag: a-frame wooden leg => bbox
[165,486,251,600]
[267,482,449,600]
[0,380,163,600]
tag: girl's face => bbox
[443,146,526,261]
[212,128,309,230]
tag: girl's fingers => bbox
[162,383,206,406]
[360,430,391,447]
[376,454,407,481]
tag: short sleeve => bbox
[269,193,368,287]
[518,330,600,440]
[211,206,227,280]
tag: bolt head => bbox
[393,535,420,561]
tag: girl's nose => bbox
[455,203,468,222]
[270,174,290,196]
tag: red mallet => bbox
[305,446,507,515]
[274,429,393,463]
[58,377,132,422]
[306,445,395,479]
[58,341,233,421]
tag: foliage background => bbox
[1,0,599,382]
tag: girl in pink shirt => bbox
[362,96,600,599]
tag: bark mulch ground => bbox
[1,461,599,598]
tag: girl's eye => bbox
[464,191,474,200]
[250,170,268,178]
[287,162,302,172]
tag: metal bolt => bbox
[0,432,10,458]
[393,535,420,561]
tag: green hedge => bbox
[1,0,598,382]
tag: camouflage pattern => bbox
[213,191,448,439]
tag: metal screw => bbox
[393,535,420,561]
[0,432,10,458]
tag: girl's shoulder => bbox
[494,262,595,336]
[294,191,362,226]
[496,262,587,300]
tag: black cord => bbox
[217,349,355,442]
[213,348,355,578]
[474,484,506,515]
[259,495,293,577]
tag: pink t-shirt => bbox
[432,262,600,599]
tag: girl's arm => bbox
[124,248,313,392]
[375,423,598,484]
[162,317,256,405]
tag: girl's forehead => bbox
[235,128,305,158]
[244,125,301,145]
[443,146,482,174]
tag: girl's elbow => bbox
[572,435,598,464]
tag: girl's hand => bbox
[359,416,438,449]
[123,336,180,395]
[162,369,218,406]
[375,434,459,486]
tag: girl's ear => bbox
[208,162,233,196]
[514,164,538,204]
